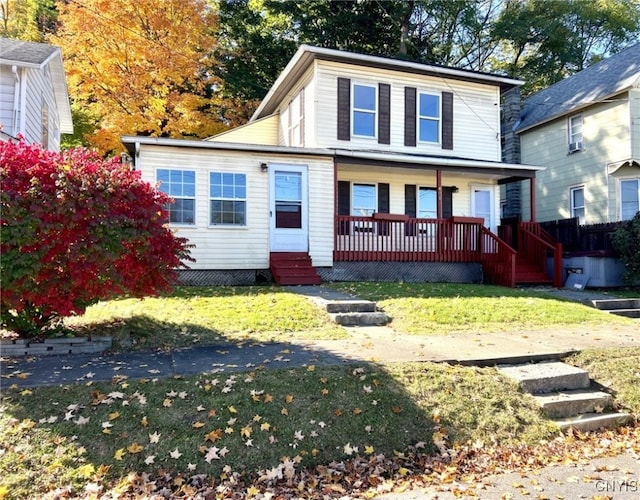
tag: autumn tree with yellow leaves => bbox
[52,0,231,155]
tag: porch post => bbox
[436,169,443,219]
[529,177,536,222]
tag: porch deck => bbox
[333,215,562,288]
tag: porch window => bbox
[418,93,440,143]
[568,114,583,152]
[570,186,585,223]
[352,84,377,138]
[210,172,246,225]
[157,169,195,224]
[418,187,437,218]
[620,178,640,220]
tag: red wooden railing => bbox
[480,227,517,288]
[519,222,563,288]
[334,214,482,262]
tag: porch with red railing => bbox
[333,214,518,288]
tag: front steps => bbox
[325,300,390,326]
[497,361,632,432]
[514,257,552,286]
[588,298,640,319]
[270,252,321,285]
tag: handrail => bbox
[480,227,516,288]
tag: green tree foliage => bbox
[0,139,194,336]
[0,0,57,41]
[612,212,640,285]
[491,0,640,95]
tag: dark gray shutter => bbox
[377,183,390,213]
[338,180,350,235]
[337,78,351,141]
[442,91,453,150]
[377,182,390,234]
[378,83,390,145]
[404,87,416,147]
[443,187,453,218]
[404,184,416,236]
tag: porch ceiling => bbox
[333,149,543,180]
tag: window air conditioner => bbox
[569,141,583,153]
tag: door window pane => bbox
[275,171,302,228]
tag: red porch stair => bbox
[270,252,322,285]
[514,255,553,286]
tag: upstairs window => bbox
[288,90,304,147]
[157,169,196,224]
[352,84,377,138]
[570,186,585,223]
[418,93,440,143]
[210,172,246,225]
[569,114,583,152]
[620,178,640,220]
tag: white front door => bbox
[471,184,496,232]
[269,164,309,252]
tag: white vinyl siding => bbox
[23,67,60,150]
[520,97,631,223]
[313,59,501,161]
[206,114,279,146]
[0,67,16,136]
[136,145,334,269]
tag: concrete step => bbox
[325,300,377,314]
[589,298,640,310]
[534,389,613,419]
[609,309,640,319]
[330,311,390,326]
[497,361,590,394]
[553,412,632,432]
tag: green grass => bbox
[567,347,640,415]
[326,282,637,334]
[64,286,348,351]
[0,362,556,499]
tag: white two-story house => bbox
[123,45,554,287]
[0,38,73,150]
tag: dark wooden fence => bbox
[538,218,623,254]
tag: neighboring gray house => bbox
[0,38,73,150]
[504,44,640,286]
[509,43,640,225]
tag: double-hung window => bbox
[620,178,640,220]
[288,90,304,146]
[157,169,195,224]
[352,84,377,138]
[570,186,585,223]
[352,183,376,232]
[418,187,437,218]
[569,114,583,152]
[418,93,440,143]
[210,172,246,225]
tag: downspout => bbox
[11,65,20,136]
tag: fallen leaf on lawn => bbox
[149,431,161,444]
[365,445,375,454]
[163,399,172,408]
[307,365,315,371]
[281,408,289,416]
[285,394,294,404]
[144,455,155,465]
[20,389,32,396]
[108,411,121,421]
[114,448,126,461]
[392,406,402,414]
[205,429,223,442]
[353,407,363,415]
[264,394,274,403]
[141,416,148,427]
[127,443,144,454]
[169,448,182,459]
[76,464,95,478]
[228,406,237,413]
[192,421,205,429]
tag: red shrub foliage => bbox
[0,139,194,335]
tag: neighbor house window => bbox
[418,187,437,218]
[569,114,583,151]
[620,178,640,220]
[156,169,195,224]
[352,83,377,137]
[570,186,585,223]
[210,172,246,225]
[418,93,440,143]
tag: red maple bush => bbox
[0,139,193,336]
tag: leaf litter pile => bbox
[1,359,639,499]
